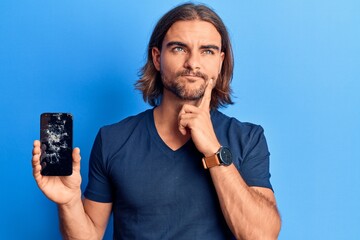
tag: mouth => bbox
[181,75,204,82]
[178,69,208,81]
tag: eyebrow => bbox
[166,41,221,51]
[200,44,220,51]
[166,41,187,48]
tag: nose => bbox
[184,52,201,70]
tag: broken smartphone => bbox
[40,113,73,176]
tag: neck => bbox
[156,89,199,119]
[153,90,196,150]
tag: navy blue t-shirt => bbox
[84,109,272,239]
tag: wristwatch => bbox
[202,146,233,169]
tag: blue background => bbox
[1,0,359,239]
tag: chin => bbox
[178,91,204,101]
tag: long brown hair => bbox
[135,3,234,109]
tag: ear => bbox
[152,47,161,71]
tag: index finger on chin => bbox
[198,78,213,110]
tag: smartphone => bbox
[40,113,73,176]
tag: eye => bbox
[202,49,215,55]
[173,46,186,53]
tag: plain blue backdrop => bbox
[1,0,359,239]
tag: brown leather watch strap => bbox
[202,154,221,169]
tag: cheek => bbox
[207,66,221,80]
[204,59,223,77]
[160,57,182,76]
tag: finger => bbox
[32,140,41,167]
[178,117,190,134]
[180,104,200,115]
[179,124,187,135]
[178,104,198,134]
[178,113,199,135]
[198,78,213,110]
[32,140,41,155]
[179,112,197,121]
[33,140,40,147]
[178,112,187,135]
[32,141,42,182]
[33,162,42,182]
[178,105,188,135]
[72,147,81,172]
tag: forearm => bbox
[210,164,281,240]
[58,192,99,240]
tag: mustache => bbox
[176,69,209,80]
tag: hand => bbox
[32,140,82,205]
[178,79,220,156]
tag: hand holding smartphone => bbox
[40,113,73,176]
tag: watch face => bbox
[219,147,232,166]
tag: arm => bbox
[209,164,281,239]
[59,198,112,240]
[32,140,111,239]
[178,80,281,239]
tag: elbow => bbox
[235,230,280,240]
[259,215,282,240]
[260,205,282,239]
[234,217,282,240]
[273,216,282,239]
[263,216,282,240]
[269,210,282,239]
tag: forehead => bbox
[164,20,222,45]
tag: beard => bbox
[161,69,209,101]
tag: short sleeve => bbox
[84,130,113,202]
[240,126,273,191]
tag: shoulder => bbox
[211,110,268,159]
[212,110,271,185]
[211,109,264,138]
[100,109,152,136]
[95,109,152,151]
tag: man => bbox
[32,3,281,239]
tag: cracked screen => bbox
[40,113,73,176]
